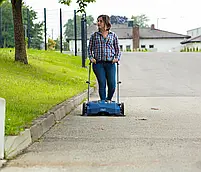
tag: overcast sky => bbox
[24,0,201,39]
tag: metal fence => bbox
[27,8,77,52]
[0,6,88,66]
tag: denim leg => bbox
[105,63,116,100]
[92,63,106,100]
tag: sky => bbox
[24,0,201,39]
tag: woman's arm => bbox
[88,33,94,60]
[113,33,121,61]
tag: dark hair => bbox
[97,15,111,31]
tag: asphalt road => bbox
[1,52,201,172]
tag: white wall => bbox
[69,38,185,53]
[69,39,133,52]
[140,39,185,52]
[182,43,201,49]
[187,27,201,37]
[119,39,133,51]
[69,40,82,52]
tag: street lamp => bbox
[157,17,167,29]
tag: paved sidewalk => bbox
[1,94,201,171]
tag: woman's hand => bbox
[90,58,96,64]
[112,58,118,63]
[91,58,96,64]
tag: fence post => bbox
[74,10,77,56]
[81,13,87,68]
[0,98,5,159]
[84,13,87,60]
[60,8,63,53]
[44,8,47,50]
[27,8,31,49]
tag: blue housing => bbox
[86,100,121,115]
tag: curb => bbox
[0,160,7,168]
[3,87,95,161]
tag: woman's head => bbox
[97,15,111,31]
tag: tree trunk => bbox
[11,0,28,64]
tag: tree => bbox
[0,0,43,49]
[29,22,44,49]
[0,0,95,64]
[63,15,94,40]
[0,1,14,47]
[10,0,28,64]
[22,6,44,49]
[131,14,149,28]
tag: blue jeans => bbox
[92,62,116,101]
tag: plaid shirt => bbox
[88,31,121,62]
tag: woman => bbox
[88,14,121,102]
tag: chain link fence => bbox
[0,5,80,51]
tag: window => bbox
[149,45,154,48]
[141,45,146,48]
[120,45,123,51]
[126,45,131,51]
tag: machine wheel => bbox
[82,102,87,116]
[120,102,125,116]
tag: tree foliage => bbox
[59,0,96,13]
[131,14,149,28]
[0,0,43,49]
[48,38,56,50]
[0,1,14,47]
[64,15,94,39]
[22,6,44,49]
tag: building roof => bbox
[181,35,201,44]
[87,23,190,39]
[139,28,190,39]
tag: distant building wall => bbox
[69,40,82,52]
[140,39,185,52]
[187,27,201,37]
[69,39,133,52]
[69,38,185,53]
[182,43,201,49]
[119,39,133,51]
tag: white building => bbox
[187,27,201,37]
[181,27,201,50]
[69,23,190,52]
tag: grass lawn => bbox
[0,49,95,136]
